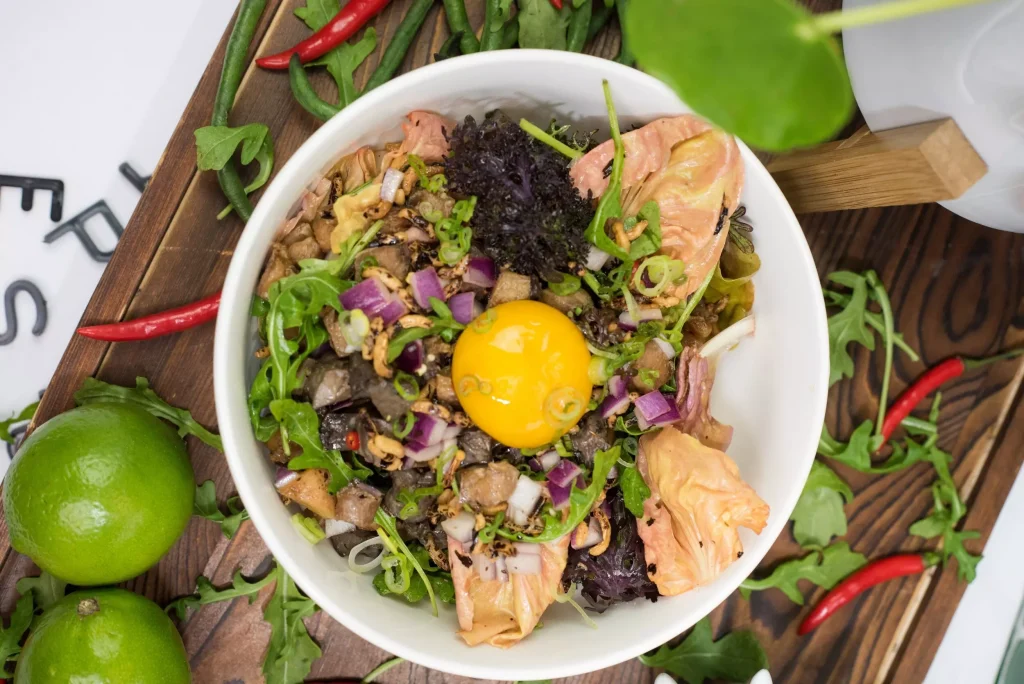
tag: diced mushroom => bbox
[458,461,520,509]
[312,216,337,253]
[434,375,459,406]
[488,271,533,308]
[266,431,303,465]
[356,244,411,281]
[331,529,376,557]
[628,340,672,392]
[286,234,322,262]
[458,429,493,466]
[279,468,336,519]
[571,412,613,466]
[257,243,296,298]
[368,377,413,421]
[335,482,382,531]
[539,288,593,314]
[383,469,436,523]
[301,357,353,409]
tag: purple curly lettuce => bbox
[562,489,659,611]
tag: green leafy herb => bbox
[520,118,584,159]
[823,289,919,362]
[0,593,35,672]
[583,81,630,262]
[75,376,223,451]
[517,0,572,49]
[639,616,769,684]
[195,123,275,218]
[375,509,438,615]
[626,200,662,260]
[790,460,852,548]
[194,480,250,539]
[270,399,370,493]
[262,564,322,684]
[824,271,876,387]
[739,541,866,604]
[165,569,276,621]
[0,400,37,445]
[296,0,377,107]
[15,573,67,614]
[372,544,456,605]
[619,463,651,517]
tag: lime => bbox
[4,403,195,585]
[14,588,190,683]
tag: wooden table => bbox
[3,1,1023,682]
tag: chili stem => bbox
[363,0,435,93]
[866,271,895,438]
[806,0,988,36]
[962,347,1024,369]
[361,656,405,683]
[519,119,583,159]
[900,416,937,434]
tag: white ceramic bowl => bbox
[214,50,828,681]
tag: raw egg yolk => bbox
[452,300,592,449]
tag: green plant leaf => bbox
[517,0,572,49]
[262,565,322,684]
[639,616,769,684]
[619,464,651,518]
[0,400,37,445]
[269,399,370,493]
[625,0,853,151]
[165,569,276,622]
[194,123,271,170]
[823,271,876,386]
[0,593,35,671]
[193,480,250,539]
[583,81,630,261]
[627,200,662,261]
[297,0,378,107]
[15,572,67,614]
[74,376,223,451]
[790,460,851,548]
[740,542,866,605]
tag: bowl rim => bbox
[214,49,828,680]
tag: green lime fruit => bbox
[14,588,190,683]
[3,403,195,585]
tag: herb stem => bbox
[519,118,583,159]
[806,0,988,36]
[866,271,895,438]
[671,268,716,334]
[361,656,405,683]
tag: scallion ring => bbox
[393,411,415,439]
[382,554,411,594]
[348,536,386,573]
[393,371,420,401]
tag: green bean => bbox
[212,0,266,222]
[289,54,342,122]
[499,15,519,49]
[567,0,592,52]
[478,0,505,51]
[587,2,614,41]
[441,0,479,54]
[614,0,634,66]
[363,0,436,93]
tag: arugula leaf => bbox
[619,464,651,518]
[262,564,322,684]
[194,480,250,539]
[0,400,37,445]
[165,569,275,621]
[296,0,378,107]
[195,123,273,172]
[627,201,662,260]
[517,0,572,49]
[372,569,456,605]
[375,509,438,615]
[74,376,223,451]
[269,399,370,493]
[739,542,866,605]
[790,460,852,548]
[823,289,918,362]
[639,616,769,684]
[824,271,875,387]
[583,81,630,262]
[909,480,982,582]
[15,572,67,614]
[0,593,34,671]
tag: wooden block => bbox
[767,118,987,214]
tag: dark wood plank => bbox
[3,0,1023,682]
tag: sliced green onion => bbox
[382,555,411,594]
[549,272,582,296]
[476,511,505,544]
[394,371,420,400]
[633,255,686,297]
[670,267,716,334]
[622,286,640,322]
[419,205,443,224]
[470,309,496,334]
[291,513,325,544]
[588,356,612,384]
[393,411,415,439]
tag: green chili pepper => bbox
[289,54,342,122]
[479,0,507,51]
[588,1,615,41]
[394,372,420,401]
[567,0,593,53]
[500,15,519,49]
[441,0,480,54]
[614,0,634,66]
[363,0,436,94]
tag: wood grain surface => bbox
[4,1,1024,682]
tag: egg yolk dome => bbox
[452,300,593,449]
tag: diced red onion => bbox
[401,457,415,470]
[448,292,482,324]
[463,257,497,288]
[607,375,627,400]
[635,397,681,431]
[585,246,611,271]
[507,475,543,526]
[275,467,298,489]
[599,392,630,419]
[654,337,678,360]
[340,276,390,316]
[607,465,618,480]
[570,517,603,550]
[495,555,509,583]
[395,339,424,373]
[700,315,756,361]
[442,425,462,441]
[380,168,403,203]
[441,437,458,456]
[409,267,446,309]
[513,542,542,556]
[528,458,543,472]
[378,296,408,326]
[634,390,674,423]
[405,226,433,242]
[506,553,541,575]
[618,307,664,331]
[547,460,582,487]
[442,512,476,544]
[473,554,496,581]
[407,412,446,447]
[325,519,356,538]
[406,441,442,462]
[548,481,571,510]
[538,450,560,471]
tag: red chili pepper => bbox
[77,292,221,342]
[550,0,564,8]
[879,348,1024,445]
[799,553,939,635]
[256,0,391,70]
[345,430,360,451]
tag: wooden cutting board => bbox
[2,1,1022,682]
